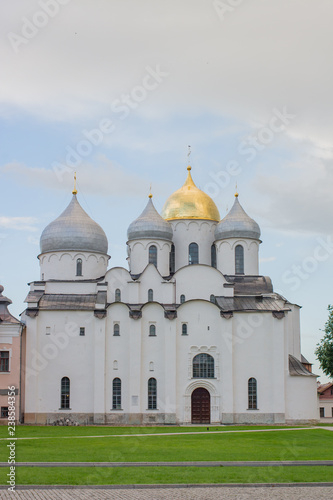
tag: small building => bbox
[318,382,333,419]
[0,285,23,423]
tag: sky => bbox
[1,0,333,382]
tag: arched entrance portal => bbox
[191,388,210,424]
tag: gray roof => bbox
[215,295,290,312]
[225,275,273,294]
[40,194,108,254]
[39,294,97,310]
[289,355,316,377]
[127,197,173,241]
[0,285,21,324]
[215,196,261,240]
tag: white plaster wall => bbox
[39,251,109,281]
[174,265,229,302]
[215,238,260,275]
[170,220,217,271]
[138,265,174,304]
[285,375,318,421]
[286,304,301,358]
[127,239,172,276]
[106,267,132,304]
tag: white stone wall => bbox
[215,238,260,275]
[39,251,109,281]
[127,239,172,276]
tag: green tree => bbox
[315,305,333,378]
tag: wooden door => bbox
[191,388,210,424]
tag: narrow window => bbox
[76,258,82,276]
[0,352,9,372]
[115,288,121,302]
[211,244,217,268]
[61,377,70,409]
[210,294,215,303]
[192,353,214,378]
[112,378,121,409]
[235,245,244,274]
[189,242,199,265]
[149,362,154,371]
[148,289,153,302]
[169,244,175,274]
[148,378,157,410]
[46,327,51,335]
[320,407,325,418]
[182,324,188,335]
[149,245,157,267]
[113,323,120,336]
[79,327,85,336]
[180,294,185,304]
[0,407,8,418]
[149,324,156,336]
[248,377,257,410]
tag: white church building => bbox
[22,166,318,425]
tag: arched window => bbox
[169,244,175,274]
[192,353,214,378]
[248,377,257,409]
[211,244,217,268]
[149,324,156,336]
[76,258,82,276]
[61,377,70,409]
[235,245,244,274]
[210,294,215,303]
[148,289,153,302]
[148,378,157,409]
[189,242,199,265]
[112,378,121,409]
[149,361,154,371]
[182,324,188,335]
[113,323,120,336]
[149,245,157,267]
[180,294,185,304]
[115,288,121,302]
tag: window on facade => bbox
[148,378,157,409]
[182,324,188,335]
[149,245,157,267]
[148,289,153,302]
[332,407,333,418]
[0,352,9,372]
[149,362,154,371]
[320,407,325,418]
[79,327,85,336]
[76,258,82,276]
[211,244,217,268]
[180,294,185,304]
[149,324,156,336]
[46,327,51,335]
[192,353,214,378]
[115,288,121,302]
[0,407,8,418]
[235,245,244,274]
[189,242,199,265]
[169,244,175,274]
[210,294,215,303]
[112,378,121,409]
[113,323,120,336]
[248,377,257,410]
[60,377,70,409]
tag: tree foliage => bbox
[315,305,333,379]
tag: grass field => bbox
[0,426,332,485]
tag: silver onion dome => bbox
[127,196,173,241]
[40,194,108,254]
[215,195,261,241]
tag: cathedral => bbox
[22,165,318,425]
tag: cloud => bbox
[0,216,38,232]
[259,257,276,263]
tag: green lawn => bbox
[0,466,332,486]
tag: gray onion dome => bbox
[40,194,108,254]
[127,195,173,241]
[215,195,261,241]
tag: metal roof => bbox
[127,197,173,242]
[289,355,316,377]
[215,295,290,312]
[39,294,97,310]
[215,196,261,240]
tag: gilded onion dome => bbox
[161,166,220,221]
[127,194,173,241]
[215,194,261,241]
[40,194,108,254]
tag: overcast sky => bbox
[1,0,333,381]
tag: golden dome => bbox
[161,167,220,221]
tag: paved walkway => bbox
[1,485,333,500]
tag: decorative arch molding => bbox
[183,379,220,424]
[188,345,220,380]
[249,240,259,250]
[172,219,217,233]
[131,240,171,251]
